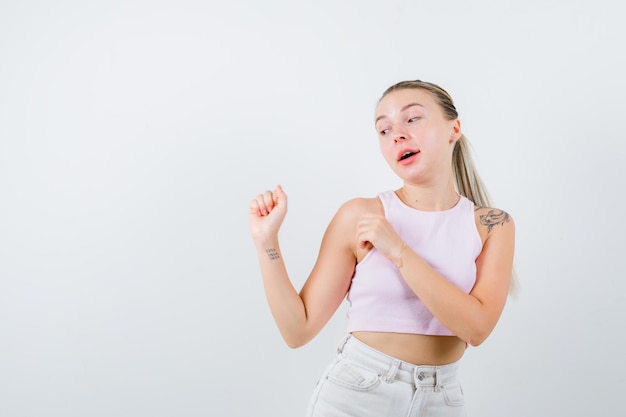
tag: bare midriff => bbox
[351,331,466,366]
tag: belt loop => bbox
[336,334,350,354]
[434,366,441,392]
[382,359,401,383]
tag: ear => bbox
[449,119,461,143]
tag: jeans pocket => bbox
[442,380,465,407]
[327,359,381,392]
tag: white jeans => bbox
[306,335,467,417]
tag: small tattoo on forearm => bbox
[477,208,510,232]
[265,248,280,260]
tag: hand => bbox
[249,185,288,244]
[356,213,405,264]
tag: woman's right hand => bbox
[249,185,288,244]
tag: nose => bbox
[393,130,407,144]
[392,123,410,143]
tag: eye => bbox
[407,116,421,123]
[376,124,391,136]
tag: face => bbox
[374,88,461,183]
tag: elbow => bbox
[465,327,492,347]
[285,338,306,349]
[466,335,486,347]
[458,311,498,347]
[278,320,319,348]
[282,332,311,349]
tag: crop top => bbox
[346,190,482,336]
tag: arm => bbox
[356,209,515,347]
[249,186,357,348]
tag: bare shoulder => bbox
[473,205,515,243]
[320,197,382,236]
[335,196,383,221]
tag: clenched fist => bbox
[249,185,288,245]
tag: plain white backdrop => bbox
[1,1,624,416]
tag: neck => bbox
[397,181,459,211]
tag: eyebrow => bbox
[375,103,425,123]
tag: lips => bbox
[397,149,419,162]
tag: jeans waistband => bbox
[337,334,460,390]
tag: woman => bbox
[249,80,515,416]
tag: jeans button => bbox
[417,372,425,381]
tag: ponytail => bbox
[452,135,492,207]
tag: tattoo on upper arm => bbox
[265,248,280,260]
[476,208,511,233]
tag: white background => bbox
[1,1,624,416]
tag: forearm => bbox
[399,250,490,346]
[255,238,309,347]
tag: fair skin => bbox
[249,88,515,365]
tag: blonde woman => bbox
[249,80,515,417]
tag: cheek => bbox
[377,140,386,154]
[379,141,395,161]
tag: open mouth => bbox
[399,151,418,161]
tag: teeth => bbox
[400,151,415,160]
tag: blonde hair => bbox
[380,80,519,296]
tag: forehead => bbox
[375,88,438,119]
